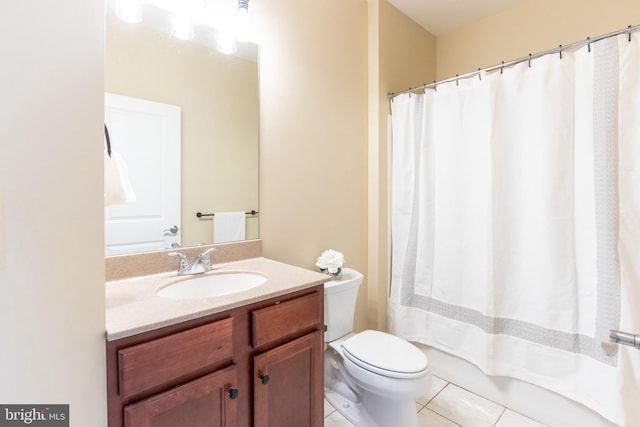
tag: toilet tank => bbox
[324,268,363,342]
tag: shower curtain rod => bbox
[387,24,640,100]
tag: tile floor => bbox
[324,375,547,427]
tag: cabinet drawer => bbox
[118,317,234,399]
[252,292,322,348]
[124,365,238,427]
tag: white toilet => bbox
[323,268,432,427]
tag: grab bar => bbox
[609,330,640,349]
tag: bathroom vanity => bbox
[105,242,327,427]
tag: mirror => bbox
[105,1,259,255]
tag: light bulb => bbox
[115,0,142,23]
[173,15,194,40]
[217,28,237,55]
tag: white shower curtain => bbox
[389,34,640,426]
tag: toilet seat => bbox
[341,330,428,379]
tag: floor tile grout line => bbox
[422,379,450,406]
[422,382,454,419]
[434,381,450,400]
[424,382,508,427]
[493,407,507,426]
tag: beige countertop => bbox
[105,257,328,341]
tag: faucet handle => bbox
[168,252,189,272]
[198,248,217,266]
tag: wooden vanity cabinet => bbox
[106,285,324,427]
[251,292,324,427]
[253,331,323,427]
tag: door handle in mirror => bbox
[163,225,179,235]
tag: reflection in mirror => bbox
[105,0,259,256]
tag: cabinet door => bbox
[253,331,323,427]
[124,365,238,427]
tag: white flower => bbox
[315,249,344,274]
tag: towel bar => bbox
[196,210,259,218]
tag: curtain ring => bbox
[629,25,633,42]
[478,68,482,81]
[456,74,459,86]
[587,36,591,53]
[433,81,437,92]
[559,44,563,59]
[501,61,504,74]
[528,53,532,68]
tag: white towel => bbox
[104,150,136,206]
[213,212,246,243]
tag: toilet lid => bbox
[341,330,428,379]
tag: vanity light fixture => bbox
[115,0,142,23]
[113,0,253,52]
[216,0,250,54]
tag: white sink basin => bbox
[158,272,267,299]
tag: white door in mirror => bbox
[105,93,181,255]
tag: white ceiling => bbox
[387,0,529,36]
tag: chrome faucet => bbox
[168,248,217,275]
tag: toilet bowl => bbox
[323,268,432,427]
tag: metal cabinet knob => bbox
[260,374,270,385]
[228,387,239,399]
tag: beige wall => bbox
[0,1,107,424]
[257,0,435,333]
[437,0,640,80]
[257,0,370,330]
[380,1,436,95]
[105,15,259,247]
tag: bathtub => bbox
[416,344,617,427]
